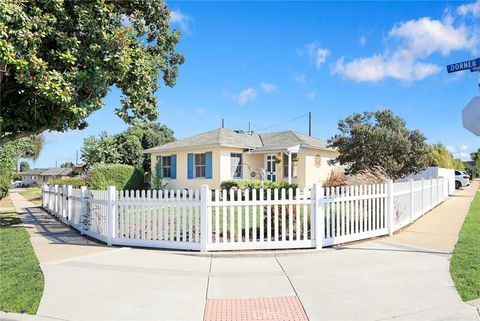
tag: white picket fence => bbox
[42,177,448,252]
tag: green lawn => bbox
[0,212,44,314]
[450,191,480,302]
[19,188,42,205]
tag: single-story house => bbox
[144,128,342,189]
[20,167,75,186]
[20,168,47,186]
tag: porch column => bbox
[288,152,292,184]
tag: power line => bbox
[258,113,310,132]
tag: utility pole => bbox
[308,112,312,136]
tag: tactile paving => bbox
[204,296,308,321]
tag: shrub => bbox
[49,177,87,188]
[219,179,298,199]
[323,171,346,188]
[86,164,144,190]
[0,178,9,199]
[346,165,388,185]
[11,173,22,181]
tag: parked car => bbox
[454,170,470,189]
[11,180,22,188]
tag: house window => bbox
[194,153,206,178]
[230,153,243,179]
[160,156,172,178]
[283,153,298,178]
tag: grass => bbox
[0,211,44,314]
[19,187,42,205]
[450,191,480,302]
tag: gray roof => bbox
[144,128,330,153]
[21,168,47,175]
[41,167,73,176]
[21,167,75,176]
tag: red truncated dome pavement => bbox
[204,296,308,321]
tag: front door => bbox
[266,155,277,182]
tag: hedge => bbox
[48,177,86,188]
[86,164,144,190]
[0,178,9,199]
[220,179,298,199]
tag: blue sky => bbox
[30,0,480,168]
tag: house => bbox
[20,168,47,186]
[20,166,75,186]
[144,128,342,189]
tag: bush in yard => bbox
[86,164,144,191]
[323,171,347,188]
[48,177,86,188]
[220,180,298,200]
[0,178,10,199]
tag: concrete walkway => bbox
[3,182,479,321]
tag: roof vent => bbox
[234,130,245,134]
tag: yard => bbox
[450,191,480,302]
[19,187,42,205]
[0,211,44,314]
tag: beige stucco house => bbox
[144,128,342,190]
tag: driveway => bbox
[4,182,479,321]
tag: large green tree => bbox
[0,0,184,144]
[429,143,455,169]
[81,122,175,172]
[19,161,30,172]
[328,110,432,179]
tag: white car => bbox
[455,170,470,189]
[12,181,22,188]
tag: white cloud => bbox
[260,82,277,93]
[457,0,480,17]
[306,91,316,101]
[333,12,478,83]
[292,74,308,85]
[305,42,330,69]
[195,107,205,115]
[170,10,191,31]
[446,144,472,161]
[359,36,367,46]
[234,88,257,106]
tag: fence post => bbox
[80,186,88,235]
[200,185,210,252]
[54,185,59,217]
[312,183,324,249]
[409,178,414,224]
[387,179,394,236]
[66,185,72,224]
[107,186,117,246]
[421,178,425,215]
[42,184,46,208]
[62,185,67,221]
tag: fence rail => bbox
[42,176,448,252]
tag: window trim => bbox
[283,153,298,179]
[230,153,243,179]
[157,155,173,179]
[194,153,206,179]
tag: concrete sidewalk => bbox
[4,183,480,321]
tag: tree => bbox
[80,122,175,171]
[60,161,74,168]
[19,161,30,172]
[328,110,432,179]
[81,132,121,167]
[452,159,465,171]
[0,135,44,198]
[430,144,455,168]
[0,0,184,144]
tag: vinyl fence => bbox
[42,177,448,252]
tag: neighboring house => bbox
[144,128,342,189]
[40,167,74,183]
[20,167,76,186]
[20,168,47,186]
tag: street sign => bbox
[446,58,480,73]
[462,96,480,136]
[471,66,480,72]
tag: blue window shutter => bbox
[205,152,213,179]
[187,153,194,179]
[156,156,162,177]
[171,155,177,179]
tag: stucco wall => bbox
[150,146,341,190]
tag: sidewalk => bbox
[4,183,480,321]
